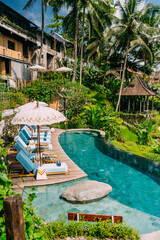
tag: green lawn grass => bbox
[112,125,160,162]
[111,139,160,162]
[118,125,138,143]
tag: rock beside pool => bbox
[62,180,112,203]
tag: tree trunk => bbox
[54,32,56,75]
[72,0,78,82]
[143,53,146,79]
[80,0,86,85]
[39,0,44,65]
[116,38,129,112]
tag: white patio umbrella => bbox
[11,101,67,179]
[28,64,46,72]
[55,67,73,72]
[28,64,46,81]
[15,101,48,113]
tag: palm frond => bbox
[23,0,37,10]
[129,37,153,62]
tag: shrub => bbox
[1,115,19,147]
[9,91,26,108]
[0,91,26,111]
[118,112,145,124]
[43,219,140,240]
[23,80,57,104]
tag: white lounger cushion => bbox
[43,162,68,174]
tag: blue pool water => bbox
[59,131,160,218]
[23,131,160,234]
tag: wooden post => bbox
[140,96,142,113]
[3,195,25,240]
[128,97,130,112]
[143,96,145,112]
[133,97,135,112]
[147,96,149,112]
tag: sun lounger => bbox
[15,135,52,152]
[32,125,55,133]
[16,135,36,151]
[21,127,51,143]
[68,213,123,223]
[24,126,51,139]
[14,140,36,160]
[19,131,30,145]
[11,150,68,177]
[19,126,52,146]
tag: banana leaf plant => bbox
[81,104,122,138]
[150,138,160,154]
[125,117,158,145]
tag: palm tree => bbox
[85,0,114,62]
[140,5,160,73]
[72,0,78,82]
[79,0,113,85]
[23,0,48,65]
[79,0,86,85]
[49,0,79,82]
[49,0,113,83]
[105,0,157,112]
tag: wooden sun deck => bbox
[11,129,87,195]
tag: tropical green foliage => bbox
[81,103,122,138]
[46,14,65,33]
[23,189,45,240]
[0,140,14,239]
[151,139,160,154]
[82,104,103,129]
[64,82,94,119]
[0,91,26,112]
[23,80,57,104]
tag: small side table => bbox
[42,151,58,163]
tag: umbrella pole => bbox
[37,125,42,166]
[36,124,47,180]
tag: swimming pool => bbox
[23,131,160,234]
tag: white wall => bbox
[11,61,31,81]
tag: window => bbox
[8,40,15,50]
[23,43,28,58]
[56,42,61,53]
[51,41,54,49]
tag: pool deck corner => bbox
[11,128,87,195]
[140,230,160,240]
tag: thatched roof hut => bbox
[116,77,157,113]
[117,77,156,97]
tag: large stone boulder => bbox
[62,180,112,203]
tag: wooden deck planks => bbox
[11,128,87,195]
